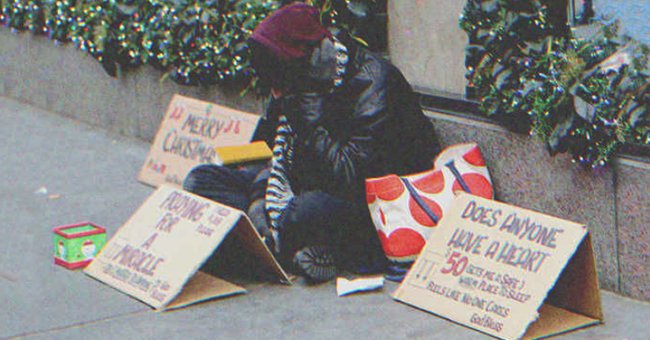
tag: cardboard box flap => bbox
[514,228,598,339]
[522,304,600,339]
[232,216,291,284]
[163,271,246,311]
[545,233,603,320]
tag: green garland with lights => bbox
[1,0,379,87]
[460,0,649,167]
[1,0,279,86]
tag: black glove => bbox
[281,92,326,137]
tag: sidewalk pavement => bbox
[1,96,649,340]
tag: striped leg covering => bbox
[265,115,296,253]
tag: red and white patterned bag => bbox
[365,143,494,280]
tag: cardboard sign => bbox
[139,94,261,187]
[393,194,602,340]
[85,185,290,311]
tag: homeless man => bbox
[183,3,441,283]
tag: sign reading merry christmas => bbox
[139,95,260,187]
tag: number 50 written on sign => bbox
[441,251,469,276]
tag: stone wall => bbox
[615,158,650,299]
[0,31,261,142]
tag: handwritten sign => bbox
[85,185,289,310]
[393,194,602,339]
[139,94,261,187]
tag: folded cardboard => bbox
[85,185,290,311]
[138,94,261,187]
[393,193,602,340]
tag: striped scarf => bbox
[264,37,348,253]
[265,115,296,252]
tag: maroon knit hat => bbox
[249,2,332,61]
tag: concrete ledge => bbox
[2,28,649,301]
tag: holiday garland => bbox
[460,0,649,167]
[0,0,379,87]
[9,1,640,166]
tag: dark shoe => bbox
[293,246,336,283]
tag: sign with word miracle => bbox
[85,185,289,311]
[139,94,261,187]
[393,194,602,340]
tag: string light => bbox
[1,0,280,84]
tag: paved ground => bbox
[1,96,649,340]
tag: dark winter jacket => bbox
[252,35,440,206]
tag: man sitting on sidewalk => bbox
[183,3,440,282]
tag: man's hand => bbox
[282,92,325,135]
